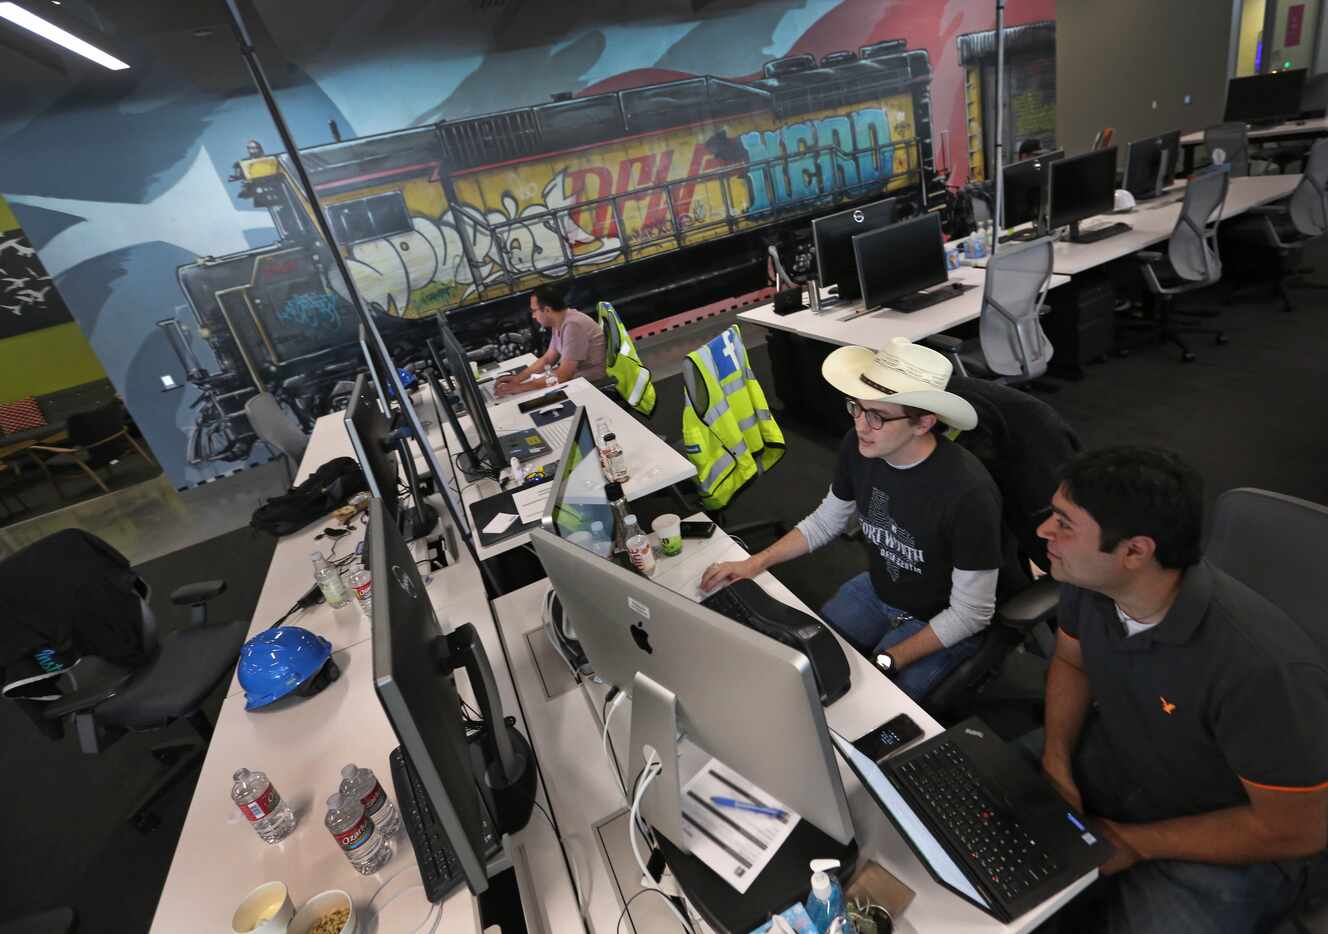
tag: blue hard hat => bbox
[238,626,339,711]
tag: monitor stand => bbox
[395,435,440,541]
[888,280,976,313]
[629,672,857,933]
[1068,220,1132,244]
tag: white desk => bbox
[738,265,1070,348]
[426,377,695,562]
[492,524,1096,933]
[1180,118,1328,173]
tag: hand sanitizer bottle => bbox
[805,859,855,933]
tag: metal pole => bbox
[992,0,1006,255]
[221,0,377,335]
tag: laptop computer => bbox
[832,717,1111,922]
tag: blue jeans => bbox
[1020,725,1309,934]
[819,571,981,702]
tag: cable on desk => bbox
[615,887,694,934]
[602,688,629,801]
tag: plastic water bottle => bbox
[589,521,613,558]
[232,767,297,844]
[601,432,629,483]
[325,791,393,875]
[339,763,400,838]
[311,551,350,608]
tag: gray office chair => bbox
[0,908,75,934]
[245,391,308,482]
[1205,488,1328,934]
[1127,165,1231,362]
[930,238,1055,385]
[1234,137,1328,312]
[1204,122,1250,177]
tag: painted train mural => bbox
[165,42,936,465]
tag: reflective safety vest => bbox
[596,301,656,416]
[681,325,784,510]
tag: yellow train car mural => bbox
[233,44,935,324]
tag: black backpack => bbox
[250,457,368,536]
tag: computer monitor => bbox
[529,526,855,854]
[1224,69,1306,125]
[420,370,473,538]
[426,336,456,395]
[853,213,950,312]
[345,372,440,541]
[539,405,615,553]
[1001,149,1063,232]
[370,498,533,897]
[1123,134,1172,200]
[438,322,506,479]
[811,197,899,302]
[1049,147,1118,236]
[1158,130,1182,188]
[359,323,392,416]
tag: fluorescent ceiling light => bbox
[0,2,129,70]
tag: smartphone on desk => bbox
[518,389,568,413]
[852,713,924,764]
[680,520,717,538]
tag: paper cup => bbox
[232,881,294,934]
[289,890,356,934]
[653,514,682,557]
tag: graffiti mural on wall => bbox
[0,228,71,339]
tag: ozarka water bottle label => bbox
[240,785,281,822]
[334,814,375,851]
[360,781,386,817]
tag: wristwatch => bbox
[875,651,899,678]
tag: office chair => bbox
[920,377,1081,722]
[1204,488,1328,934]
[1126,165,1231,362]
[1203,122,1250,177]
[926,238,1055,386]
[0,907,76,934]
[25,399,155,499]
[2,530,248,833]
[244,391,309,483]
[1230,137,1328,313]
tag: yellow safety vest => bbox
[681,325,784,510]
[596,301,656,416]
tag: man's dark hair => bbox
[532,284,570,311]
[1018,138,1041,158]
[1060,446,1203,569]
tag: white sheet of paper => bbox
[679,758,800,894]
[512,484,553,524]
[482,512,519,535]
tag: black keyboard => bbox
[389,746,480,902]
[1071,221,1132,243]
[701,579,851,704]
[893,740,1060,903]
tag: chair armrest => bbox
[43,666,135,720]
[28,444,76,454]
[1135,251,1165,264]
[921,333,964,354]
[995,575,1060,634]
[171,580,228,606]
[1246,204,1288,216]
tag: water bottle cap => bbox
[310,551,324,562]
[341,764,358,780]
[327,792,345,810]
[604,432,617,441]
[624,514,638,525]
[233,768,251,783]
[591,521,605,531]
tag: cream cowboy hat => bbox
[822,337,978,431]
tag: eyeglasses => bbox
[845,398,912,431]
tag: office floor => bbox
[3,246,1328,931]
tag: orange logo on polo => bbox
[1160,696,1177,715]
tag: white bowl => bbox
[231,881,294,934]
[288,890,357,934]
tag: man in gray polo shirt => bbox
[1037,446,1328,934]
[495,284,606,395]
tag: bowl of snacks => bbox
[289,890,355,934]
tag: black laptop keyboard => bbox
[390,746,480,902]
[894,741,1061,902]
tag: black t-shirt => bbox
[1060,561,1328,823]
[831,431,1003,619]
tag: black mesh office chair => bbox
[920,377,1081,723]
[25,399,155,499]
[1,530,248,832]
[0,908,76,934]
[1204,488,1328,934]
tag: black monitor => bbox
[345,373,436,540]
[1158,130,1182,188]
[1224,69,1306,126]
[369,497,534,898]
[425,337,456,395]
[812,197,899,302]
[1123,134,1172,200]
[853,213,950,312]
[1049,147,1118,235]
[438,322,506,479]
[1001,149,1063,232]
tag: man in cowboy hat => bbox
[701,337,1004,702]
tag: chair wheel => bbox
[131,811,162,833]
[1216,333,1228,345]
[1182,352,1196,363]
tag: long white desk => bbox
[492,524,1097,934]
[152,409,583,934]
[738,264,1070,347]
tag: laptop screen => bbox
[541,407,616,555]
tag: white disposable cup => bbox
[288,889,356,934]
[652,514,682,557]
[231,881,294,934]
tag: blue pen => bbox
[709,796,787,818]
